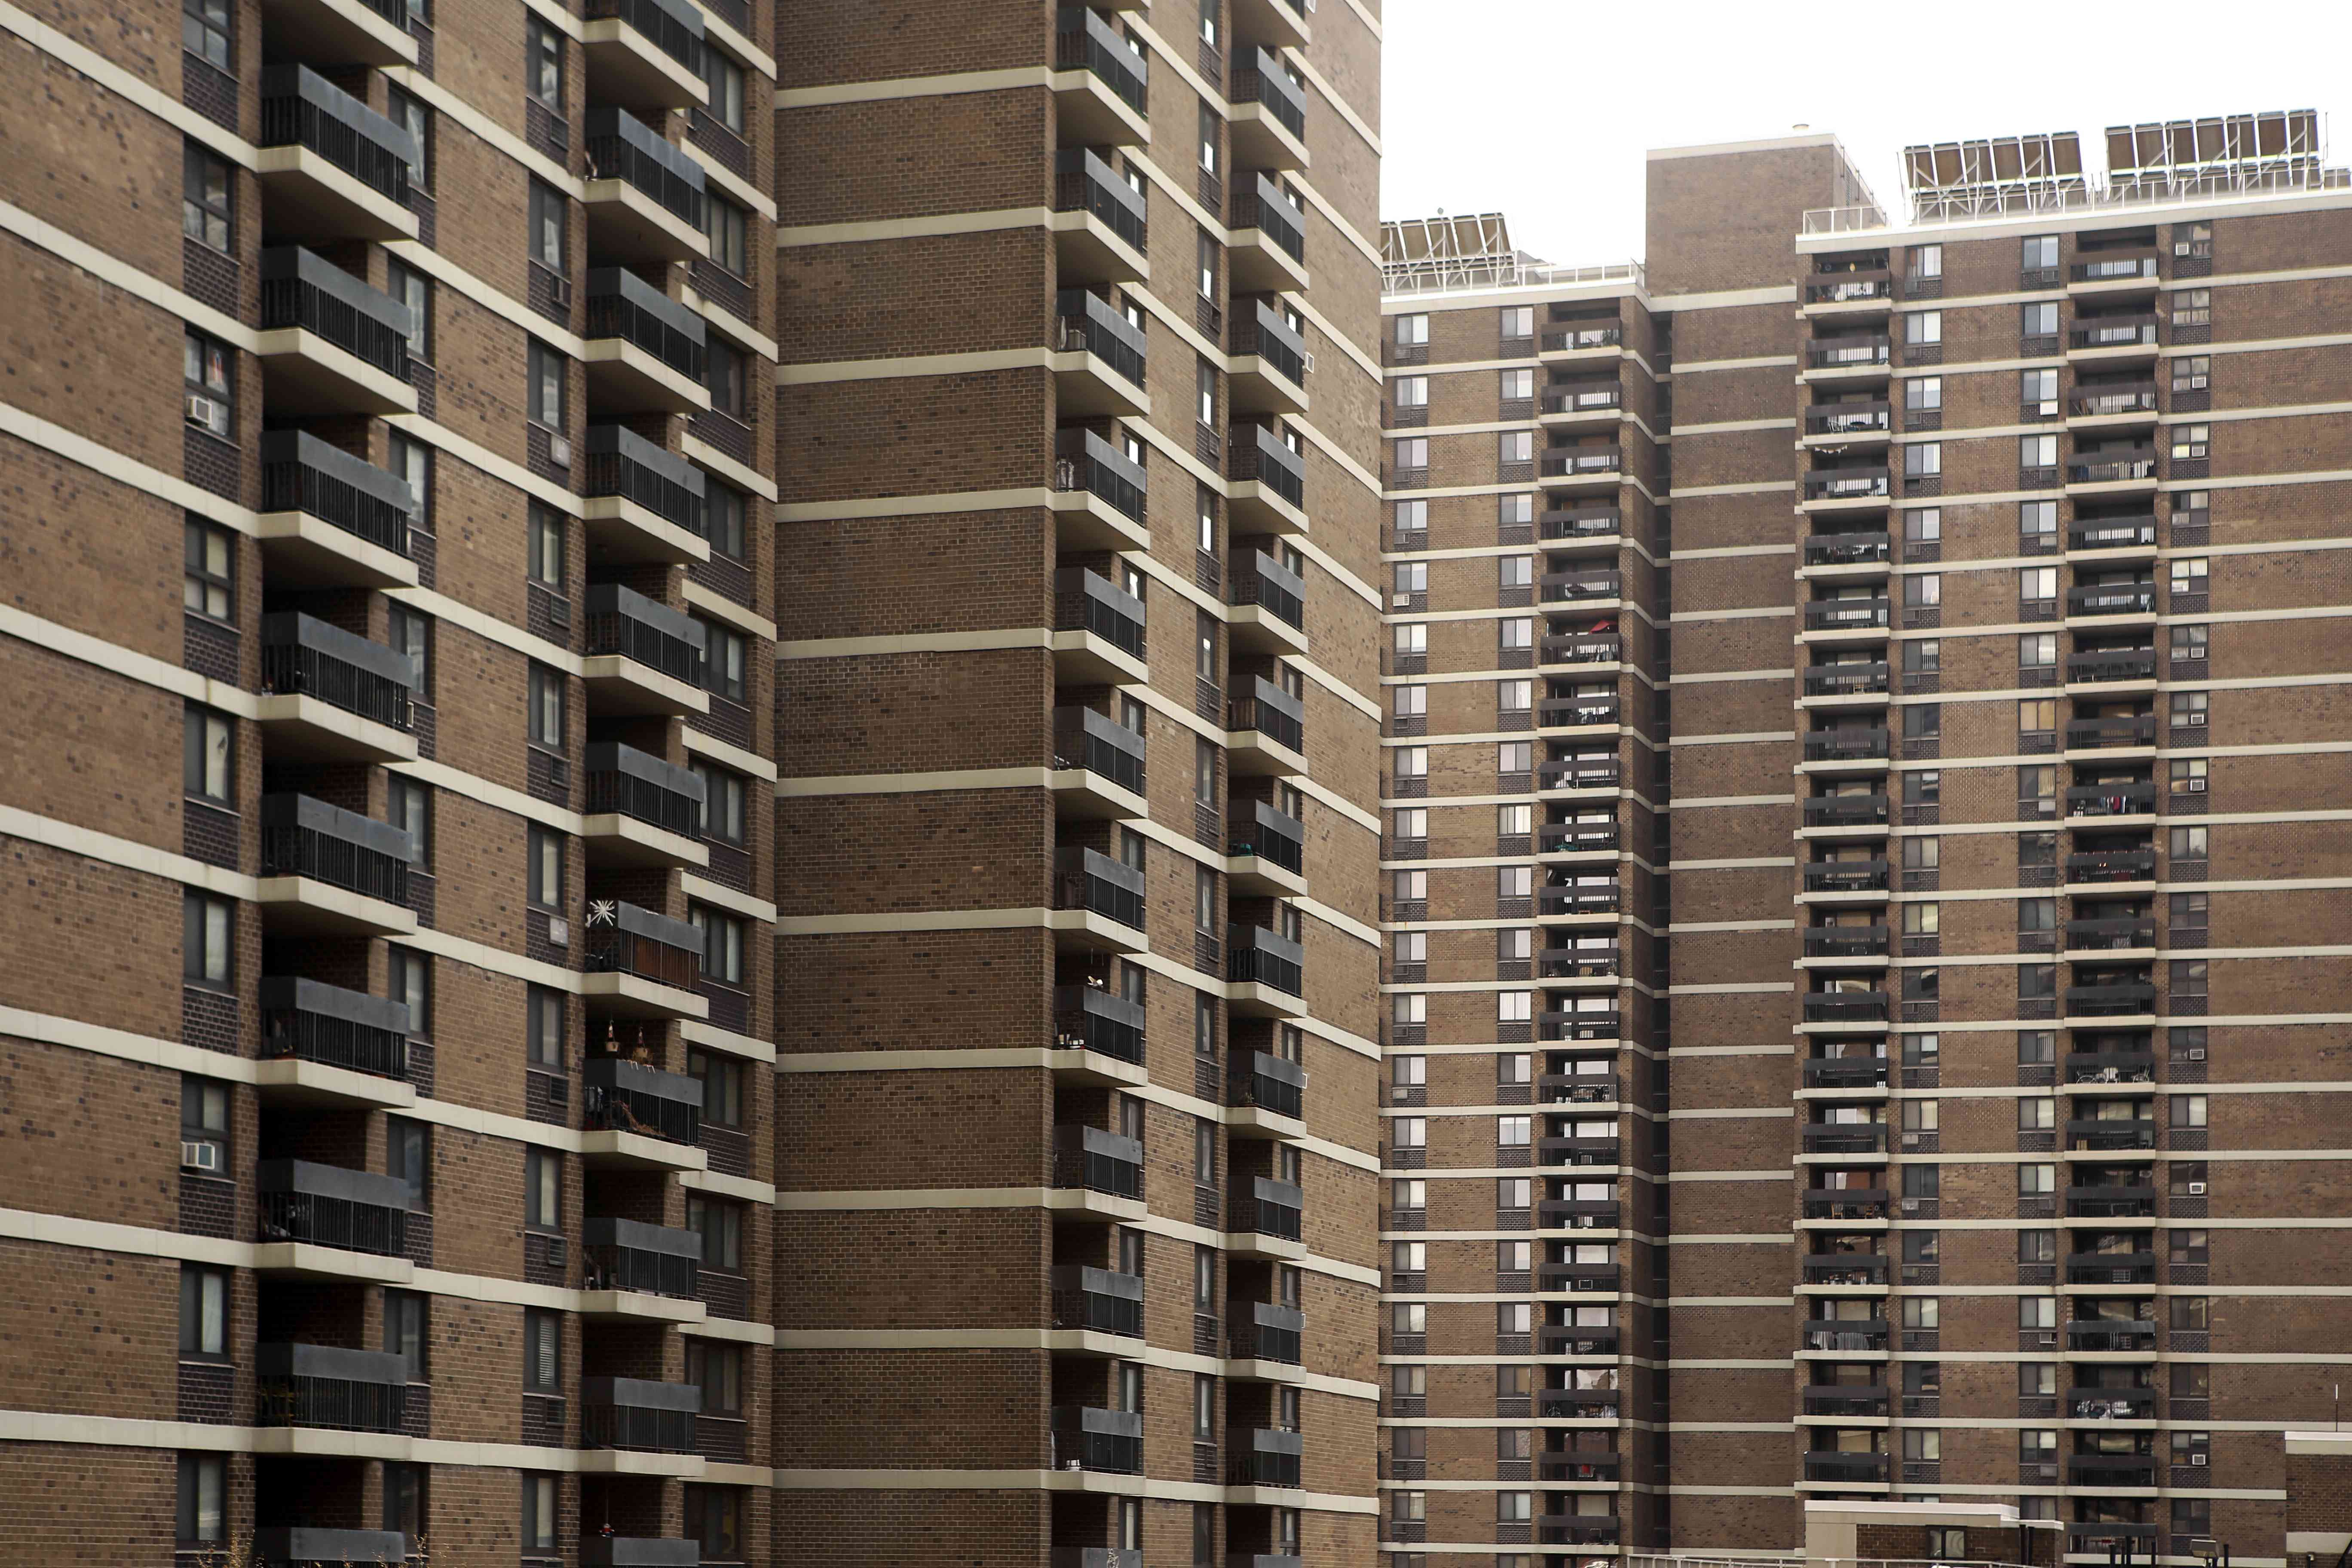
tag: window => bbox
[1498,741,1532,774]
[707,336,747,418]
[2018,634,2057,674]
[1393,870,1427,905]
[2171,691,2209,733]
[1500,617,1532,651]
[687,1338,742,1415]
[178,1453,227,1545]
[1905,769,1941,806]
[1498,679,1531,715]
[183,142,233,252]
[1496,1112,1531,1143]
[1906,376,1942,412]
[2018,1163,2056,1196]
[692,904,745,985]
[1905,639,1941,677]
[686,1487,742,1562]
[1393,375,1429,408]
[1194,1118,1217,1184]
[527,337,565,428]
[1904,836,1939,871]
[1501,368,1534,400]
[1909,244,1942,279]
[1499,430,1533,464]
[1197,612,1220,680]
[701,620,747,702]
[2174,288,2212,326]
[1393,560,1429,598]
[1393,437,1429,469]
[1391,1117,1426,1150]
[1392,1239,1427,1274]
[527,825,564,912]
[182,0,231,66]
[2173,354,2211,393]
[689,1048,743,1131]
[2019,566,2057,606]
[183,703,235,806]
[2171,825,2209,862]
[525,1148,561,1229]
[1195,866,1217,932]
[2019,499,2057,539]
[524,664,567,751]
[388,85,429,189]
[2017,1029,2055,1065]
[2171,557,2210,597]
[2021,234,2058,273]
[1905,573,1940,607]
[2020,368,2058,415]
[180,1264,228,1359]
[1393,623,1427,658]
[1903,903,1940,937]
[1904,442,1941,477]
[385,1289,427,1381]
[183,891,233,989]
[1905,1430,1942,1463]
[1905,702,1940,739]
[528,180,566,270]
[523,1473,559,1553]
[1904,311,1941,345]
[1498,555,1533,590]
[1396,313,1428,347]
[527,16,563,105]
[2018,697,2056,736]
[1498,803,1532,836]
[701,46,745,132]
[1902,1297,1939,1329]
[180,518,237,622]
[2171,423,2211,461]
[2019,897,2056,936]
[2021,301,2059,339]
[1392,498,1427,536]
[184,329,232,435]
[2169,1227,2210,1264]
[1498,864,1532,898]
[1197,102,1219,173]
[2019,434,2058,472]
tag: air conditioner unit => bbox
[551,274,573,309]
[2179,777,2207,792]
[546,916,570,947]
[2190,1452,2208,1466]
[2035,1331,2057,1347]
[548,756,572,789]
[1302,350,1317,374]
[548,433,573,467]
[181,1139,223,1173]
[546,1076,568,1105]
[1902,1132,1922,1147]
[2187,1180,2207,1195]
[2187,1047,2207,1060]
[184,394,228,435]
[1900,1197,1919,1212]
[548,594,572,628]
[1392,592,1413,606]
[544,1235,567,1265]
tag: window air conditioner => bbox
[2035,1331,2057,1347]
[1392,593,1413,606]
[2190,1452,2208,1466]
[1900,1197,1918,1212]
[548,433,573,467]
[185,394,228,435]
[548,594,572,628]
[2178,777,2206,792]
[550,274,573,309]
[2187,1047,2207,1060]
[2187,1181,2207,1195]
[181,1139,223,1173]
[546,916,570,947]
[545,1076,567,1106]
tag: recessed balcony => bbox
[1050,846,1148,952]
[257,612,418,762]
[256,65,418,241]
[1534,1131,1620,1168]
[2068,380,2160,425]
[1535,1194,1620,1228]
[1802,662,1890,704]
[1804,726,1890,766]
[1050,1264,1145,1338]
[1234,0,1311,49]
[1228,1049,1307,1130]
[1537,445,1622,488]
[1230,1175,1304,1248]
[259,0,415,66]
[1536,1448,1620,1481]
[1053,288,1150,417]
[582,1216,704,1317]
[2065,981,2156,1021]
[256,1159,413,1280]
[2070,514,2159,555]
[1230,1299,1305,1366]
[584,267,710,413]
[582,900,707,1018]
[256,794,416,936]
[1229,48,1309,169]
[581,1538,701,1568]
[1229,298,1311,415]
[584,424,710,563]
[1803,335,1890,377]
[1538,631,1621,668]
[583,584,708,714]
[2066,648,2158,687]
[582,1056,706,1167]
[1228,925,1305,1015]
[1536,820,1617,858]
[1804,268,1893,310]
[583,107,708,263]
[1539,381,1623,425]
[1050,1406,1143,1475]
[257,977,415,1104]
[2067,1184,2158,1220]
[1051,984,1147,1078]
[1537,569,1620,609]
[1801,465,1890,506]
[2067,1115,2157,1153]
[1543,506,1620,546]
[1231,172,1309,293]
[1051,1124,1145,1213]
[1052,426,1151,549]
[1226,550,1308,656]
[2067,1316,2158,1350]
[1803,924,1889,965]
[1536,756,1618,795]
[1802,530,1891,571]
[1801,597,1890,643]
[1226,421,1308,533]
[1801,858,1887,897]
[255,431,417,588]
[1052,567,1149,683]
[1051,149,1149,283]
[583,742,709,868]
[1539,1007,1619,1044]
[254,1343,408,1432]
[1803,793,1888,832]
[1801,1317,1889,1353]
[582,0,707,111]
[1802,990,1889,1028]
[257,247,416,414]
[581,1375,701,1456]
[1050,705,1148,818]
[2066,849,2156,888]
[2069,312,2159,357]
[1536,880,1617,918]
[1227,676,1307,774]
[2067,447,2159,490]
[1228,1427,1302,1489]
[1536,692,1620,733]
[1802,1452,1888,1485]
[1052,7,1150,145]
[1228,798,1306,897]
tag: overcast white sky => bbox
[1379,0,2347,266]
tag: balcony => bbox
[257,976,413,1095]
[2066,783,2155,818]
[257,612,417,761]
[1805,336,1890,372]
[1232,1176,1304,1243]
[1537,1450,1620,1482]
[1804,727,1889,764]
[582,0,705,109]
[1231,1300,1305,1366]
[1802,859,1888,894]
[1537,821,1618,856]
[2067,918,2156,953]
[2068,382,2159,420]
[258,0,415,64]
[1544,506,1621,544]
[1539,572,1622,610]
[2067,449,2159,487]
[1052,1123,1145,1202]
[1535,945,1617,981]
[2070,313,2159,352]
[2068,1251,2159,1285]
[1802,1317,1889,1352]
[1539,632,1621,666]
[582,1056,704,1158]
[584,268,708,412]
[1050,1264,1144,1337]
[1802,466,1890,503]
[2067,649,2157,685]
[1803,992,1889,1027]
[1804,1387,1890,1416]
[1540,321,1623,355]
[1052,706,1148,817]
[2068,582,2156,617]
[2066,1050,2156,1086]
[583,583,707,714]
[2068,1387,2158,1421]
[2067,1317,2158,1351]
[583,107,707,262]
[1535,1196,1620,1227]
[1230,299,1311,414]
[256,794,415,934]
[2064,983,2156,1020]
[2067,1117,2158,1152]
[2067,1185,2157,1220]
[581,1540,700,1568]
[1537,757,1619,793]
[1234,0,1311,49]
[1230,49,1309,170]
[2072,250,2160,287]
[1053,566,1149,683]
[2069,1454,2159,1487]
[2067,850,2156,885]
[1804,401,1890,439]
[1052,7,1149,145]
[1052,983,1146,1071]
[1538,445,1622,484]
[257,1159,410,1267]
[1806,267,1893,306]
[1803,598,1890,634]
[1231,172,1308,292]
[1228,925,1305,1013]
[255,1343,407,1432]
[1801,1188,1888,1221]
[1227,551,1307,656]
[1803,1057,1887,1090]
[1534,1134,1619,1168]
[1803,1452,1888,1483]
[582,901,705,1016]
[1537,882,1618,917]
[1803,793,1888,829]
[1228,677,1307,771]
[255,431,417,587]
[1803,925,1889,961]
[585,424,708,562]
[1803,665,1890,703]
[2065,715,2156,752]
[1803,1253,1888,1284]
[1229,1427,1303,1489]
[583,743,707,867]
[1803,530,1890,568]
[256,64,416,240]
[1231,1050,1307,1126]
[1801,1122,1887,1155]
[257,247,416,413]
[1050,1406,1143,1474]
[1540,382,1623,420]
[1533,1378,1619,1412]
[2070,515,2159,553]
[1054,288,1149,416]
[1051,846,1148,949]
[579,1219,701,1320]
[581,1375,700,1454]
[254,1528,413,1566]
[1051,149,1148,281]
[1227,421,1308,533]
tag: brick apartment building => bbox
[1376,120,2352,1568]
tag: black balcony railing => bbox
[1229,925,1305,995]
[1052,148,1147,253]
[1232,799,1306,878]
[1805,400,1891,435]
[260,612,416,729]
[1052,983,1145,1063]
[2070,450,2160,485]
[1540,322,1622,352]
[585,0,703,73]
[1050,1264,1144,1336]
[1804,530,1892,567]
[1053,1123,1144,1198]
[1803,466,1890,501]
[1539,446,1622,479]
[259,977,412,1080]
[2066,716,2156,750]
[1539,1010,1620,1043]
[1053,846,1147,930]
[1235,172,1304,262]
[1535,1196,1620,1227]
[259,64,416,205]
[1804,1452,1888,1482]
[585,582,705,686]
[2069,1454,2159,1486]
[581,1375,700,1453]
[1056,567,1148,659]
[1803,858,1888,893]
[1231,1299,1305,1364]
[254,1343,407,1432]
[259,430,418,555]
[1050,1406,1143,1474]
[1803,925,1889,959]
[2066,982,2156,1018]
[1805,727,1890,762]
[1804,1387,1890,1416]
[1053,705,1147,794]
[1804,662,1890,698]
[1535,945,1617,980]
[1803,1057,1887,1090]
[580,1538,700,1568]
[582,1216,700,1297]
[1228,421,1307,508]
[1803,992,1889,1024]
[1534,1136,1619,1168]
[2067,918,2156,952]
[1537,1451,1621,1482]
[2069,381,2159,416]
[585,423,707,536]
[2067,850,2156,882]
[2068,1117,2158,1151]
[1543,507,1620,540]
[1235,1176,1304,1240]
[2066,1050,2156,1085]
[258,1159,410,1255]
[1804,598,1890,631]
[583,1056,702,1144]
[1233,1050,1307,1119]
[585,266,707,381]
[2070,313,2159,349]
[2067,1250,2159,1284]
[2069,582,2158,615]
[1804,794,1888,827]
[1056,426,1148,521]
[2067,649,2157,683]
[1539,570,1622,606]
[584,106,706,231]
[1801,1188,1889,1221]
[2071,515,2159,551]
[1231,549,1306,630]
[1537,757,1619,791]
[260,247,413,379]
[1234,47,1306,136]
[2067,783,2156,818]
[585,742,705,839]
[1054,6,1148,113]
[259,793,414,903]
[1234,299,1310,386]
[1230,675,1305,753]
[2067,1186,2157,1219]
[1540,633,1622,664]
[1055,287,1148,386]
[1534,1380,1619,1413]
[2068,1387,2158,1420]
[2067,1317,2158,1350]
[253,1527,413,1566]
[1801,1122,1888,1154]
[1537,821,1618,854]
[1537,883,1619,916]
[1802,1317,1889,1351]
[1806,336,1890,369]
[1537,695,1621,730]
[584,900,702,991]
[1803,1253,1888,1282]
[1229,1427,1302,1488]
